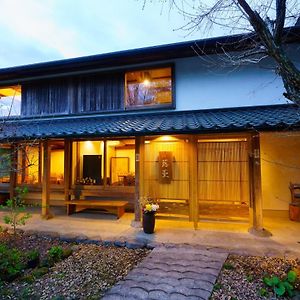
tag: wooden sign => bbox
[158,151,172,184]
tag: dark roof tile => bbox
[1,104,300,141]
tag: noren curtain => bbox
[197,141,249,204]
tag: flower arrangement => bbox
[140,196,159,214]
[75,177,96,185]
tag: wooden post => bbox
[64,139,72,202]
[132,136,144,227]
[38,143,42,184]
[9,144,18,200]
[75,141,80,180]
[103,139,107,188]
[189,136,198,229]
[248,133,269,236]
[42,140,51,219]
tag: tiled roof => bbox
[1,104,300,140]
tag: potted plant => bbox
[141,197,159,234]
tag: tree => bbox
[144,0,300,103]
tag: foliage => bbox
[26,249,40,268]
[0,187,31,236]
[0,243,24,281]
[48,245,64,262]
[223,262,235,270]
[31,267,49,279]
[62,248,73,259]
[263,270,297,297]
[150,0,300,103]
[213,282,222,291]
[259,287,269,297]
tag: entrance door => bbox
[83,155,102,184]
[197,140,249,221]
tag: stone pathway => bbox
[103,245,228,300]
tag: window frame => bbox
[124,64,175,111]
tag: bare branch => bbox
[274,0,286,44]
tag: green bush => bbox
[1,187,31,236]
[0,244,24,281]
[31,267,49,279]
[48,246,64,262]
[26,249,40,268]
[263,270,298,297]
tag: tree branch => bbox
[274,0,286,44]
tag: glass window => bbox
[125,67,172,109]
[0,86,21,116]
[17,144,40,184]
[0,147,11,183]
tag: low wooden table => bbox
[65,200,128,218]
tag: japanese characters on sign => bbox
[158,151,173,184]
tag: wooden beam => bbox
[42,140,51,218]
[248,133,266,235]
[133,136,144,224]
[189,136,198,229]
[38,143,42,184]
[103,139,107,188]
[64,139,72,202]
[75,141,80,180]
[9,144,17,199]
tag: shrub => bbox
[48,246,64,262]
[263,270,298,297]
[31,267,49,279]
[0,244,24,281]
[1,187,31,236]
[26,249,40,268]
[62,248,73,259]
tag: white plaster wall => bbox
[260,131,300,211]
[174,44,299,110]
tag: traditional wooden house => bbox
[0,27,299,232]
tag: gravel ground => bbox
[0,232,150,300]
[211,255,300,300]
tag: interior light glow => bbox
[85,141,93,149]
[155,136,178,142]
[108,141,120,146]
[143,79,150,86]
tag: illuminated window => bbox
[125,67,173,109]
[0,85,21,116]
[0,147,11,183]
[17,144,40,185]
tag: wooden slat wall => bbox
[144,139,190,217]
[21,73,124,116]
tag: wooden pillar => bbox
[38,143,42,184]
[42,140,51,218]
[75,142,80,180]
[189,136,198,229]
[103,139,107,188]
[21,147,26,183]
[64,139,72,202]
[248,133,268,235]
[132,136,144,226]
[9,144,18,199]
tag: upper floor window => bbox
[125,67,173,110]
[0,85,21,116]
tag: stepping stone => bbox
[103,245,228,300]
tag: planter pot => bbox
[143,212,156,234]
[289,203,300,222]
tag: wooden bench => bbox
[65,190,128,219]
